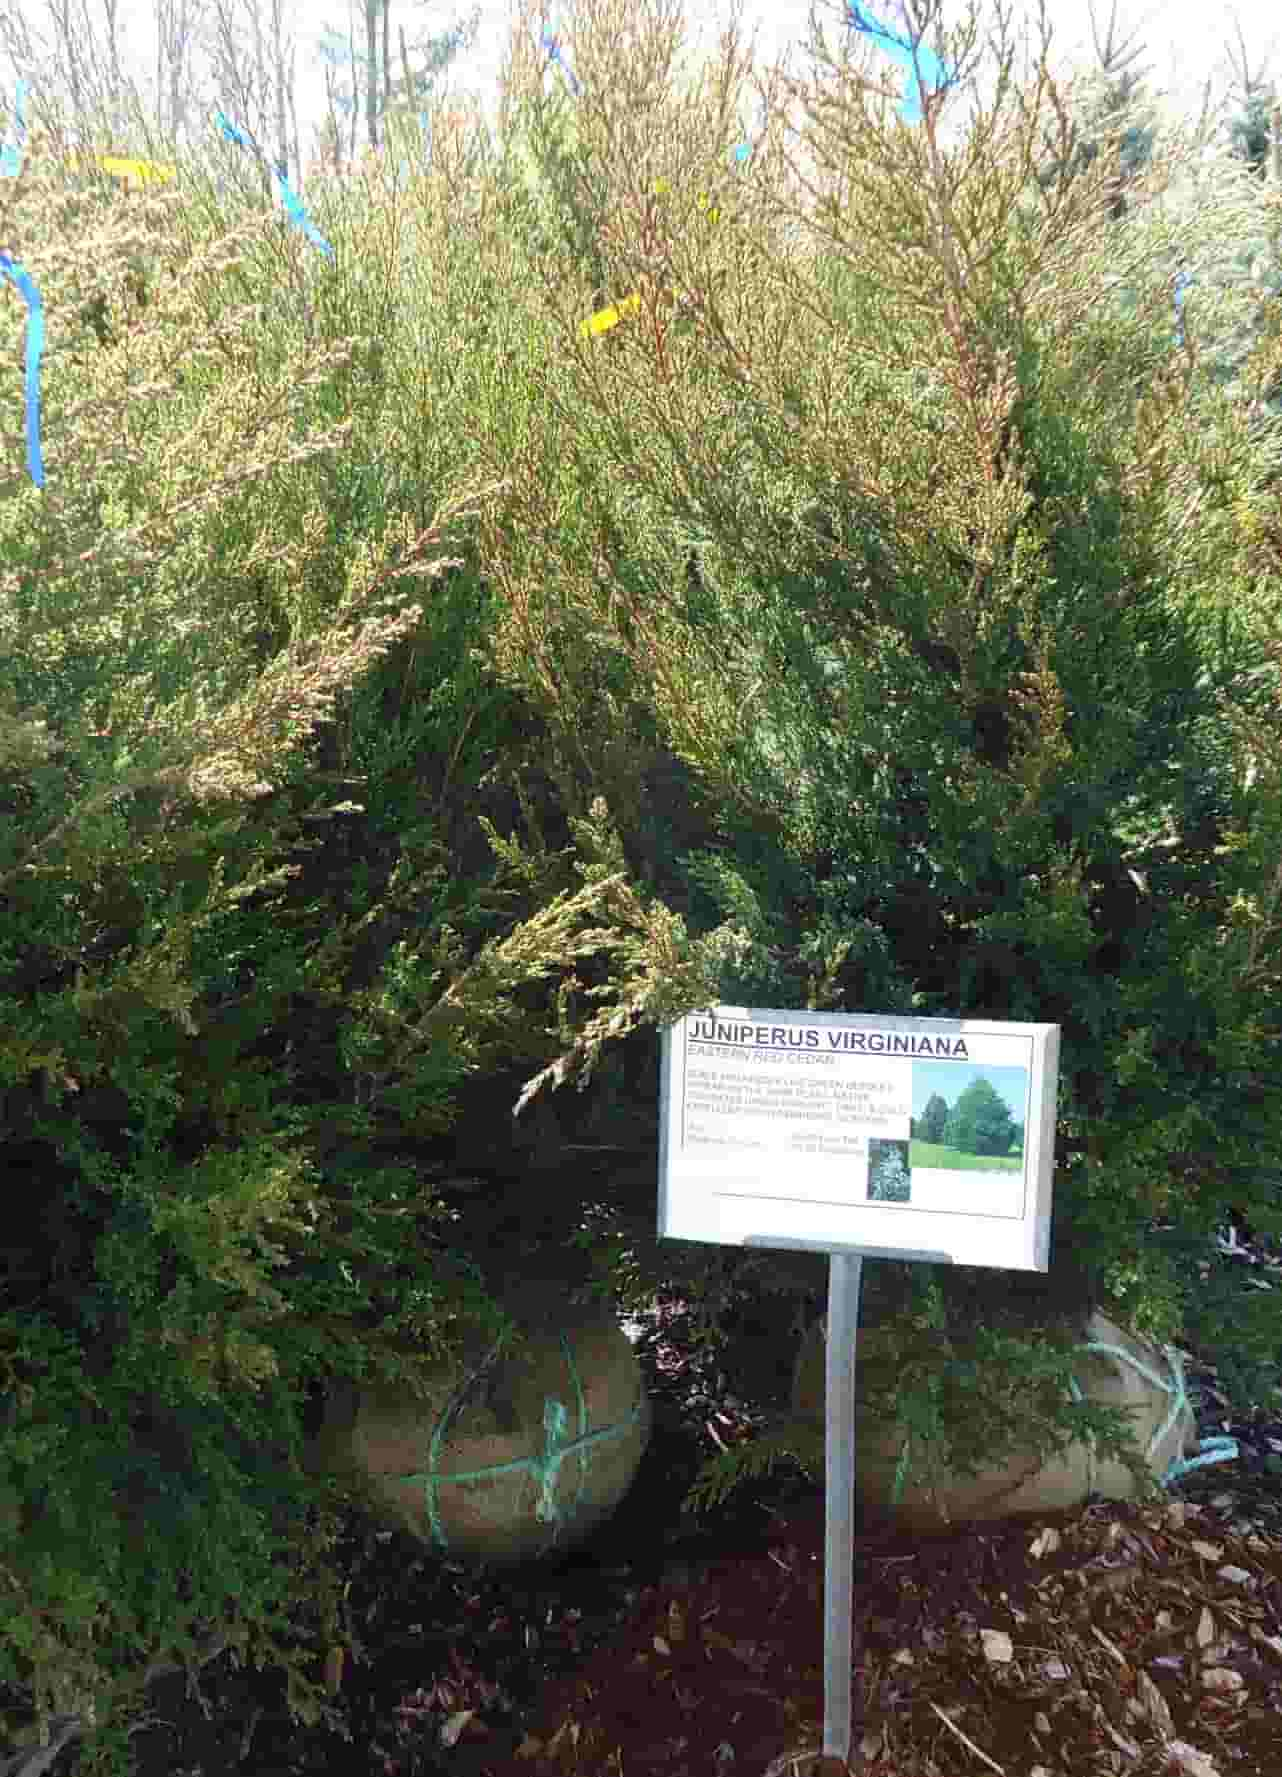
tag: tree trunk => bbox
[399,21,414,115]
[382,0,391,128]
[365,0,378,151]
[272,0,290,181]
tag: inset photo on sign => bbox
[910,1062,1028,1176]
[867,1137,911,1204]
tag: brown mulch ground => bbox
[490,1483,1282,1777]
[7,1232,1282,1777]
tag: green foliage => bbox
[1033,59,1159,221]
[501,88,614,309]
[941,1077,1017,1157]
[1149,1209,1282,1415]
[868,1140,911,1201]
[475,0,1282,1525]
[919,1092,949,1145]
[680,1413,825,1517]
[3,2,1282,1763]
[0,105,728,1768]
[871,1314,1166,1512]
[910,1139,1021,1172]
[687,1293,1165,1521]
[1227,89,1277,182]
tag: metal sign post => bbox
[823,1251,862,1762]
[657,1004,1060,1765]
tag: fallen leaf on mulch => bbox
[438,1708,480,1747]
[1166,1741,1223,1776]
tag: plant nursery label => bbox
[658,1007,1058,1271]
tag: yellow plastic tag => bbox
[98,155,177,188]
[580,291,642,337]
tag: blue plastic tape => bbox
[0,252,44,487]
[539,25,581,96]
[0,86,42,485]
[217,111,335,260]
[848,2,953,124]
[275,170,335,258]
[215,109,250,152]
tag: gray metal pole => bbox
[823,1250,863,1764]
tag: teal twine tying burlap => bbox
[1068,1339,1238,1488]
[399,1328,645,1553]
[888,1336,1238,1509]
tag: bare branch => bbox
[1085,0,1151,83]
[1222,11,1274,107]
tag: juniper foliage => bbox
[482,0,1282,1504]
[3,3,1282,1763]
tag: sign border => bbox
[659,1005,1059,1272]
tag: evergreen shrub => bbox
[4,5,1282,1761]
[474,0,1282,1516]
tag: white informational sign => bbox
[659,1005,1059,1272]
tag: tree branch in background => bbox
[365,0,378,150]
[382,0,392,133]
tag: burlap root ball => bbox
[308,1302,651,1566]
[792,1308,1197,1531]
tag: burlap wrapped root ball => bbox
[309,1300,651,1566]
[792,1308,1197,1531]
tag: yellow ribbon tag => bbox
[98,155,177,188]
[580,291,642,337]
[579,179,720,335]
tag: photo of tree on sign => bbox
[909,1065,1028,1174]
[867,1136,912,1203]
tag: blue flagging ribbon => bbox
[216,111,335,260]
[0,252,44,490]
[0,82,41,486]
[1173,268,1193,347]
[0,77,26,177]
[732,93,768,166]
[848,2,953,125]
[276,170,335,258]
[215,108,251,152]
[539,25,581,96]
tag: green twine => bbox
[397,1328,645,1553]
[1070,1339,1238,1488]
[888,1335,1238,1509]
